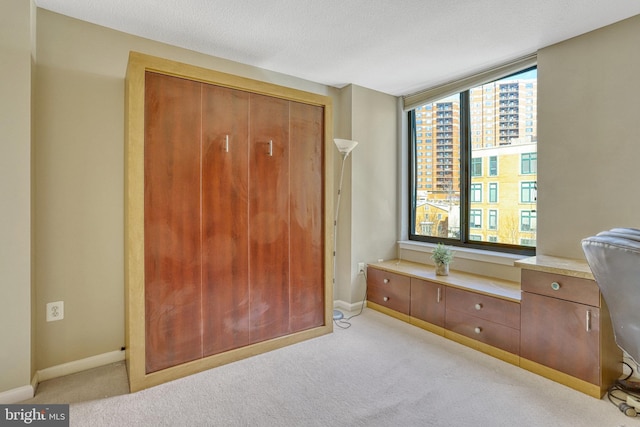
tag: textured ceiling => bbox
[34,0,640,96]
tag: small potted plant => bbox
[431,243,454,276]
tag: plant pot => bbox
[436,262,449,276]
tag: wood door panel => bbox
[410,278,445,327]
[521,292,600,384]
[201,84,251,356]
[144,72,203,373]
[289,101,324,332]
[249,93,290,343]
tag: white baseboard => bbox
[0,350,125,403]
[0,385,34,404]
[333,299,366,313]
[37,350,126,383]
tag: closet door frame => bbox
[125,52,334,392]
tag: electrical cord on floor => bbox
[606,361,640,417]
[333,269,368,329]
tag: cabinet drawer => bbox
[521,269,600,307]
[446,309,520,354]
[367,267,410,315]
[446,287,520,329]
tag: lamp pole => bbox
[332,139,358,321]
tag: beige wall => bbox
[351,86,398,302]
[332,85,399,306]
[333,85,354,305]
[33,9,340,371]
[0,0,34,395]
[537,14,640,259]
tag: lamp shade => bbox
[334,138,358,154]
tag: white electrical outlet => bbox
[46,301,64,322]
[358,262,366,274]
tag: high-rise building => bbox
[470,78,537,148]
[414,99,461,202]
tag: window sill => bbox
[398,240,528,267]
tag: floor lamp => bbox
[333,138,358,321]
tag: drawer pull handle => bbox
[437,287,441,303]
[551,281,561,291]
[383,278,389,284]
[474,327,482,334]
[586,310,591,332]
[474,303,483,310]
[383,296,389,302]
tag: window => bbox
[471,183,482,202]
[409,67,537,254]
[489,156,498,176]
[488,209,498,230]
[520,181,536,203]
[489,183,498,203]
[521,152,537,174]
[470,209,482,228]
[521,210,537,232]
[471,158,482,177]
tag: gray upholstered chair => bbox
[582,228,640,367]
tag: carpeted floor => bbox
[26,309,633,426]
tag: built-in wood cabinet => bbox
[367,258,620,398]
[367,261,521,365]
[126,52,334,392]
[518,267,620,398]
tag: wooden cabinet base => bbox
[409,316,445,337]
[444,330,520,366]
[366,301,411,324]
[520,358,605,398]
[366,303,517,365]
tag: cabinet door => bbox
[249,93,290,343]
[410,278,445,326]
[201,84,251,356]
[521,292,600,384]
[144,72,203,373]
[289,101,325,332]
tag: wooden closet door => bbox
[289,101,325,332]
[249,93,290,343]
[201,84,251,356]
[144,72,203,373]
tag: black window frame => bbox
[407,66,537,256]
